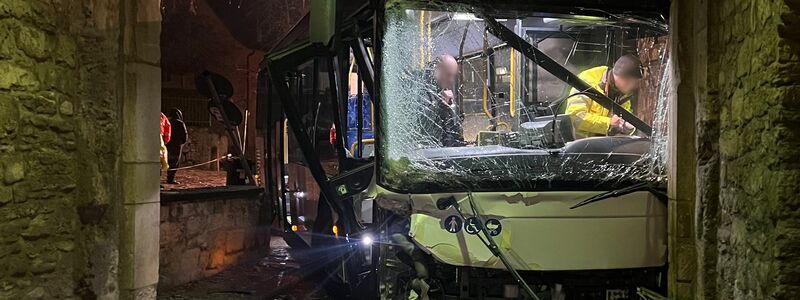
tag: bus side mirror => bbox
[196,70,235,98]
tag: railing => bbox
[161,88,212,127]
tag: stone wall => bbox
[0,0,126,298]
[159,189,267,287]
[707,0,800,298]
[182,126,229,171]
[671,0,800,299]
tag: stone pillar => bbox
[118,0,162,299]
[693,0,719,299]
[667,0,701,298]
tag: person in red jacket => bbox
[160,112,171,144]
[160,113,171,189]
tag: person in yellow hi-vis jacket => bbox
[565,54,643,138]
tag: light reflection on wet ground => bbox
[158,237,329,300]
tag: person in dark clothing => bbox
[166,108,188,184]
[417,54,465,147]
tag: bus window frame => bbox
[373,5,669,194]
[267,38,378,233]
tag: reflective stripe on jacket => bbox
[565,66,632,137]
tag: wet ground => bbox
[158,237,329,300]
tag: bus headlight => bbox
[361,234,374,247]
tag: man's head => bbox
[433,54,458,89]
[170,108,183,120]
[612,54,643,95]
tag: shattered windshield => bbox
[379,5,670,193]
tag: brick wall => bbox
[0,0,124,298]
[671,0,800,299]
[159,190,267,287]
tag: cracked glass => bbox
[379,5,671,193]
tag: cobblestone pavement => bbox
[158,237,329,300]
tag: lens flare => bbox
[361,234,374,246]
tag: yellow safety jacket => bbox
[565,66,632,138]
[160,133,169,171]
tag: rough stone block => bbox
[185,216,203,237]
[54,240,74,252]
[3,160,24,184]
[677,241,697,281]
[17,24,49,59]
[0,1,32,19]
[167,203,182,221]
[0,185,12,205]
[207,212,226,231]
[18,93,57,115]
[120,202,159,290]
[159,222,180,245]
[675,281,693,300]
[0,94,19,130]
[133,22,161,65]
[207,244,225,270]
[226,229,245,254]
[121,63,161,164]
[21,214,49,240]
[0,61,38,90]
[58,101,73,116]
[173,247,200,285]
[121,162,160,205]
[125,0,161,65]
[120,284,156,300]
[0,21,15,60]
[35,63,76,95]
[25,287,47,299]
[676,201,693,238]
[0,210,27,228]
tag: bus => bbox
[260,0,671,299]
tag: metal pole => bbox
[356,64,364,158]
[327,56,348,169]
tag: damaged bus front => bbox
[371,1,671,299]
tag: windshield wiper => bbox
[437,195,541,300]
[570,182,667,209]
